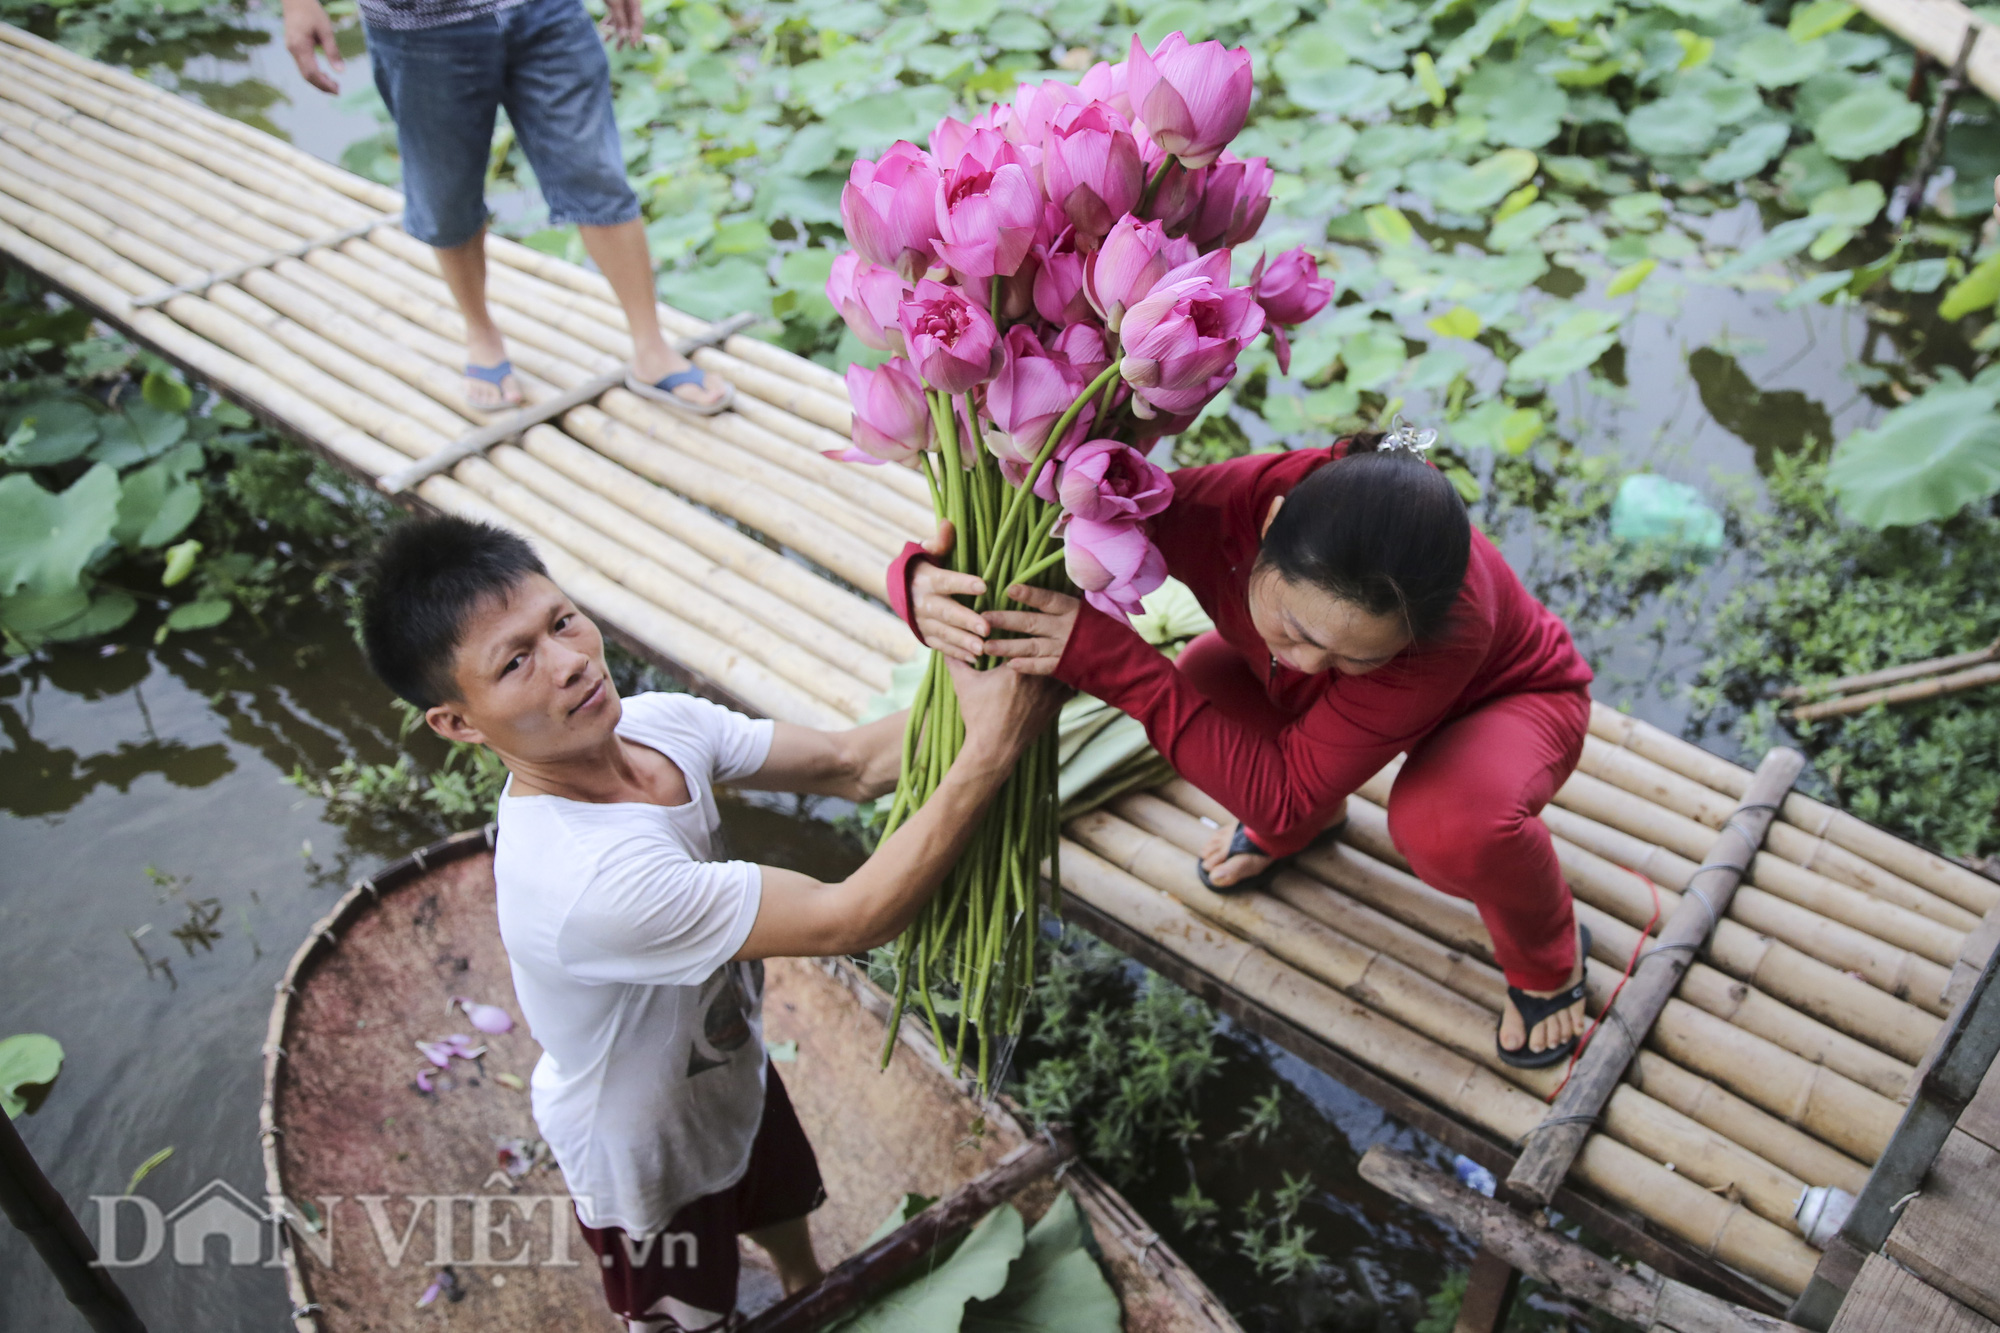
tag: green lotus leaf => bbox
[846,1203,1024,1332]
[1488,200,1562,251]
[1775,143,1850,210]
[0,1034,64,1118]
[1625,94,1719,157]
[45,591,137,643]
[1808,179,1885,228]
[0,586,91,638]
[1788,0,1857,41]
[1729,28,1828,87]
[963,1194,1121,1333]
[1341,326,1408,390]
[1889,258,1950,293]
[1507,330,1619,383]
[1777,268,1855,310]
[4,401,98,469]
[1427,148,1539,214]
[165,598,234,633]
[988,12,1053,49]
[1827,376,2000,527]
[1272,24,1349,86]
[1813,83,1921,160]
[91,402,188,470]
[1701,121,1792,182]
[1715,215,1823,277]
[1135,4,1205,47]
[928,0,1000,33]
[1939,252,2000,321]
[114,442,206,550]
[0,464,120,600]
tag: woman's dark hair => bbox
[358,516,547,708]
[1254,437,1471,642]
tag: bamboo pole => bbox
[0,170,883,719]
[1552,773,1954,1015]
[1358,1147,1812,1333]
[334,238,918,555]
[1778,638,2000,702]
[1122,792,1888,1182]
[1168,777,1931,1095]
[1058,840,1823,1295]
[1506,750,1804,1206]
[1071,807,1827,1231]
[1587,706,1999,917]
[1791,660,2000,721]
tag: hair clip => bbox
[1381,415,1437,457]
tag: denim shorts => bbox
[365,0,641,248]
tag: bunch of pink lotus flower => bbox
[828,31,1334,618]
[826,33,1331,1087]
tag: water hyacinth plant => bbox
[825,32,1332,1085]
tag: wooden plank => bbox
[1948,907,2000,1011]
[1848,0,2000,104]
[1884,1129,2000,1323]
[1830,1254,1998,1333]
[1959,1058,2000,1151]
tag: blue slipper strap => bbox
[465,360,514,385]
[651,366,707,392]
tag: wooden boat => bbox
[260,828,1242,1333]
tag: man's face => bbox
[423,573,621,762]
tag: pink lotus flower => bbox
[899,280,1001,393]
[1084,216,1196,331]
[827,251,909,353]
[1056,439,1173,524]
[1052,322,1113,382]
[1251,247,1334,374]
[987,326,1093,481]
[453,997,515,1035]
[1189,154,1273,251]
[1118,266,1265,415]
[1077,61,1133,123]
[1005,80,1086,149]
[836,358,933,464]
[932,111,1012,169]
[842,142,944,280]
[1064,516,1168,618]
[1143,156,1206,235]
[1044,103,1144,242]
[933,129,1043,279]
[1127,33,1254,170]
[1033,226,1094,326]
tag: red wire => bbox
[1546,869,1662,1103]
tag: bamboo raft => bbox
[261,829,1240,1332]
[5,21,1999,1312]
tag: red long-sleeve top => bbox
[887,443,1593,856]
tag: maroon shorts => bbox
[576,1066,824,1327]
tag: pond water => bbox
[0,7,1934,1332]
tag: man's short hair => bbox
[358,516,547,708]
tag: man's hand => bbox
[601,0,645,48]
[981,584,1080,677]
[949,656,1066,763]
[909,522,991,663]
[282,0,344,94]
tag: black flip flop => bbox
[1496,924,1593,1070]
[1194,817,1348,895]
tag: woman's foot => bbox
[1498,923,1589,1060]
[1199,819,1273,888]
[463,326,521,411]
[632,341,730,411]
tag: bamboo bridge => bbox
[3,22,1999,1328]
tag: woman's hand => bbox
[983,585,1081,677]
[908,522,991,664]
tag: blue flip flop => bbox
[625,364,735,417]
[464,360,518,407]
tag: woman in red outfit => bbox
[890,431,1598,1066]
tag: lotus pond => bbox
[4,0,2000,1327]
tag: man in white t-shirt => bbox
[357,517,1061,1333]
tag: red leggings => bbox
[1176,632,1591,992]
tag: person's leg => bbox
[731,1065,826,1292]
[744,1215,822,1294]
[1172,632,1342,886]
[365,14,518,409]
[500,0,726,408]
[1385,688,1592,1055]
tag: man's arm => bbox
[281,0,343,93]
[735,714,905,803]
[733,663,1062,960]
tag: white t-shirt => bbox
[494,692,776,1238]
